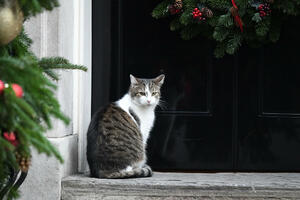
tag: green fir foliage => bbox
[19,0,59,18]
[0,1,87,199]
[40,57,87,81]
[152,0,170,19]
[152,0,300,57]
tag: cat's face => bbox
[129,74,165,107]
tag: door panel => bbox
[262,42,300,114]
[237,21,300,171]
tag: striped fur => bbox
[87,75,164,179]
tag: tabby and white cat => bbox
[87,74,165,178]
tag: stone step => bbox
[61,172,300,200]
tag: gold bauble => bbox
[0,0,24,46]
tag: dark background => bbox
[92,0,300,172]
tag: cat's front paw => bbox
[143,164,153,177]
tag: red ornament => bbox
[12,83,23,98]
[0,80,4,95]
[3,132,19,146]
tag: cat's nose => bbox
[147,100,151,104]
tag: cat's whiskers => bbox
[157,99,168,110]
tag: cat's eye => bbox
[138,92,146,96]
[152,92,158,96]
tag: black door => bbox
[237,23,300,171]
[92,0,300,171]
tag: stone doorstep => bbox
[61,172,300,200]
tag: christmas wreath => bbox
[152,0,300,57]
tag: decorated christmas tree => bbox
[0,0,86,199]
[152,0,300,57]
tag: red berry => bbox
[12,84,23,98]
[0,80,4,95]
[260,11,266,17]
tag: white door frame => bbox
[72,0,92,173]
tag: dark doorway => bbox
[92,0,300,172]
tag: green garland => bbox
[152,0,300,57]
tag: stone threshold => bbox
[61,172,300,200]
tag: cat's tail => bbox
[100,166,153,179]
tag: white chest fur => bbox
[132,105,155,144]
[116,94,155,145]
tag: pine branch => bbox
[152,0,170,19]
[18,0,60,18]
[39,57,87,71]
[226,33,242,55]
[43,69,59,81]
[255,19,271,37]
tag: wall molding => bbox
[73,0,92,173]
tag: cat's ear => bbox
[130,74,140,85]
[153,74,165,86]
